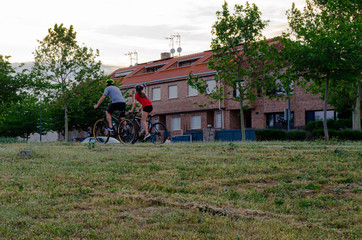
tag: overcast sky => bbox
[1,0,306,70]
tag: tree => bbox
[32,24,104,141]
[188,1,276,141]
[280,0,361,140]
[44,77,108,135]
[0,55,22,107]
[0,95,41,139]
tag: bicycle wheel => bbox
[93,119,110,144]
[117,118,137,144]
[149,122,168,144]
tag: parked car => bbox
[80,137,120,144]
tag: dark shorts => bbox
[107,102,126,116]
[143,105,153,113]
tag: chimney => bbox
[161,52,171,60]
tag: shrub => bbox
[340,129,362,141]
[255,129,287,141]
[306,119,352,131]
[286,130,307,141]
[312,129,362,141]
[0,137,22,143]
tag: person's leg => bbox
[141,110,150,135]
[106,111,113,128]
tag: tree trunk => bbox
[353,80,361,130]
[64,104,68,142]
[239,99,246,141]
[323,75,329,142]
[239,83,246,141]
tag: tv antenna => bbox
[125,51,138,66]
[165,33,182,57]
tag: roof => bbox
[110,50,215,88]
[110,38,278,88]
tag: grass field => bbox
[0,141,361,239]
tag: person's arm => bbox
[94,95,106,109]
[129,94,138,112]
[129,100,137,112]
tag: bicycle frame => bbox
[129,114,152,134]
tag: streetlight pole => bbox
[39,105,42,142]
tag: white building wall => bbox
[27,131,59,142]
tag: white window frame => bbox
[171,117,181,130]
[315,110,335,121]
[191,116,201,129]
[235,81,245,97]
[168,85,178,99]
[152,87,161,101]
[206,80,216,94]
[216,113,222,128]
[188,84,198,97]
[72,130,78,139]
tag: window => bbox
[206,80,216,94]
[72,130,78,139]
[306,110,336,123]
[169,85,178,99]
[177,57,201,68]
[266,112,294,129]
[114,69,135,78]
[191,116,201,129]
[216,113,222,128]
[234,81,245,98]
[152,87,161,101]
[188,84,198,97]
[145,63,166,73]
[171,117,181,130]
[267,79,294,96]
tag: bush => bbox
[255,129,287,141]
[0,137,23,143]
[306,119,352,131]
[340,129,362,141]
[312,129,362,141]
[286,130,308,141]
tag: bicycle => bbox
[128,111,169,144]
[93,107,136,144]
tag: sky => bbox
[1,0,306,72]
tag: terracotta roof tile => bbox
[111,50,214,87]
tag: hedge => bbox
[255,128,361,141]
[255,129,287,141]
[0,137,23,144]
[306,119,352,131]
[312,129,362,141]
[286,130,308,141]
[255,130,308,141]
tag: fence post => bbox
[203,128,215,142]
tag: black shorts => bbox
[107,102,126,116]
[143,105,153,113]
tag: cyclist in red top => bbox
[129,85,153,140]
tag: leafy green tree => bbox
[188,1,278,140]
[32,23,104,141]
[0,95,41,139]
[43,77,133,137]
[279,0,361,140]
[44,77,108,135]
[0,55,22,106]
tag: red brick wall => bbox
[122,77,335,132]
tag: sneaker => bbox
[105,127,114,133]
[143,133,151,140]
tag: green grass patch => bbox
[0,141,361,239]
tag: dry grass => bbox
[0,141,361,239]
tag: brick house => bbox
[110,49,336,137]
